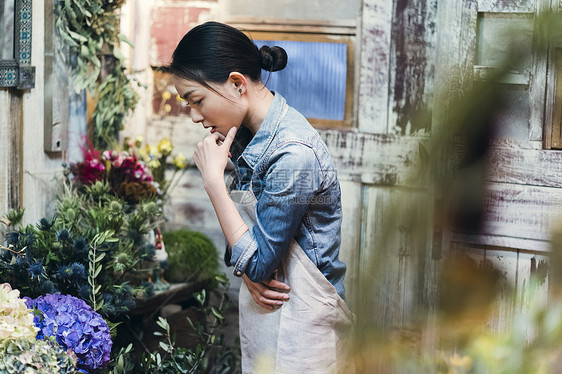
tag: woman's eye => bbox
[193,99,202,106]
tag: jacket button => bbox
[236,271,242,276]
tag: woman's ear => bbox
[229,72,247,95]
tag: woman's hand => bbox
[242,274,290,310]
[193,126,236,189]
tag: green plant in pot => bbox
[163,230,219,283]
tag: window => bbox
[473,12,535,141]
[230,19,356,128]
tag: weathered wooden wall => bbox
[0,0,69,223]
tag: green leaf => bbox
[94,264,102,278]
[186,317,195,330]
[195,290,206,305]
[211,306,224,320]
[118,33,134,48]
[113,47,125,61]
[159,341,172,353]
[214,273,228,284]
[156,316,169,331]
[67,29,88,43]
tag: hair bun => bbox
[259,45,288,72]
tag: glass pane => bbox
[254,39,347,121]
[494,85,530,140]
[0,0,15,59]
[476,12,533,70]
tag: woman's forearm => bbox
[204,180,249,248]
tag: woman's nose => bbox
[190,107,204,123]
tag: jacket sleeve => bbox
[228,142,321,282]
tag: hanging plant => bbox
[55,0,139,149]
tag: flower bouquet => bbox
[0,283,77,373]
[124,135,188,201]
[25,293,112,372]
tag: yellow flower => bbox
[137,147,148,161]
[148,159,161,169]
[157,137,174,157]
[134,135,144,148]
[447,353,472,374]
[164,104,172,113]
[173,153,187,169]
[146,145,157,157]
[161,91,171,100]
[176,94,183,102]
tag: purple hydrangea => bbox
[25,294,112,372]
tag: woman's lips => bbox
[210,127,216,134]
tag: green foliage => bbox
[89,230,118,312]
[4,208,25,228]
[55,0,139,149]
[0,180,162,320]
[140,276,235,373]
[93,61,140,149]
[163,230,219,283]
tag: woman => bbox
[170,21,354,373]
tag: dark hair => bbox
[170,21,287,87]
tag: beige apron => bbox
[231,180,355,374]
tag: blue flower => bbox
[127,229,142,246]
[57,265,73,280]
[19,232,36,247]
[40,280,57,294]
[28,261,44,278]
[5,232,19,245]
[69,262,86,281]
[78,285,91,300]
[57,229,71,242]
[38,217,53,231]
[73,237,88,254]
[139,243,156,260]
[25,294,112,371]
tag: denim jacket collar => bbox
[230,91,286,170]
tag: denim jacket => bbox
[227,92,347,300]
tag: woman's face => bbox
[173,76,246,136]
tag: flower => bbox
[73,237,88,254]
[164,104,172,113]
[173,153,187,169]
[56,229,71,242]
[0,338,77,373]
[146,144,157,157]
[0,284,37,343]
[162,91,171,100]
[38,217,53,231]
[148,159,161,169]
[69,262,87,282]
[157,137,174,157]
[57,263,87,283]
[25,294,113,372]
[57,265,73,281]
[28,262,44,279]
[70,144,106,185]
